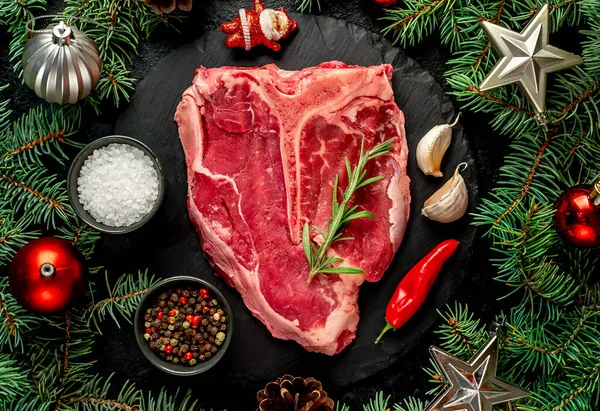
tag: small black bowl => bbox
[134,276,233,376]
[67,135,165,234]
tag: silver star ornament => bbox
[479,4,582,127]
[425,335,528,411]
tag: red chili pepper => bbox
[165,344,173,355]
[156,311,164,320]
[191,315,202,327]
[145,327,153,334]
[184,351,193,361]
[200,288,210,299]
[179,296,188,305]
[375,239,459,343]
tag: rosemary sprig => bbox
[303,137,395,283]
[297,0,320,13]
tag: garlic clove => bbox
[422,162,468,223]
[416,113,461,177]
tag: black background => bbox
[0,0,547,408]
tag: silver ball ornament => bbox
[22,21,102,105]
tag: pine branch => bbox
[393,397,427,411]
[381,0,457,49]
[0,212,40,266]
[581,0,600,75]
[511,0,582,30]
[423,357,446,395]
[1,392,51,411]
[0,0,46,31]
[434,303,487,357]
[97,55,135,106]
[0,352,33,403]
[61,374,141,411]
[61,0,179,107]
[84,270,158,333]
[0,278,41,353]
[0,105,82,167]
[363,392,390,411]
[0,163,74,227]
[0,84,12,134]
[0,0,47,77]
[56,220,100,261]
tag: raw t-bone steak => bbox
[175,62,409,355]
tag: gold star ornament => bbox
[479,4,583,127]
[425,335,528,411]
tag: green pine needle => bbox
[84,270,159,333]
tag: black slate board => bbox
[109,14,478,388]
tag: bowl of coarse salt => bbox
[67,135,165,234]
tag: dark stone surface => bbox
[1,0,509,409]
[111,11,477,389]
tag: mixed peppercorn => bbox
[143,287,228,366]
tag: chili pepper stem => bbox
[375,321,395,344]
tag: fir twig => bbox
[84,270,158,333]
[0,105,82,166]
[0,212,40,266]
[0,165,74,227]
[0,278,40,352]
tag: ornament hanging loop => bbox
[534,112,549,132]
[40,263,56,279]
[26,13,122,35]
[489,315,506,338]
[588,180,600,206]
[52,21,72,46]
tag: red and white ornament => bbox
[8,237,86,314]
[220,0,298,52]
[554,183,600,248]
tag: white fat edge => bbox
[386,158,407,247]
[192,198,354,353]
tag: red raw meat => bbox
[175,62,410,354]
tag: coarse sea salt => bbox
[77,143,159,227]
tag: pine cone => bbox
[257,375,335,411]
[141,0,192,14]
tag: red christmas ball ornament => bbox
[8,237,86,314]
[373,0,396,6]
[554,183,600,247]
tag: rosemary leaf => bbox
[303,136,395,283]
[318,266,365,275]
[302,223,312,267]
[341,210,376,224]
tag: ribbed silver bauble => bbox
[22,21,102,105]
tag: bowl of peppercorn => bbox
[134,276,233,375]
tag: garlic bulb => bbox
[422,163,468,223]
[416,113,461,177]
